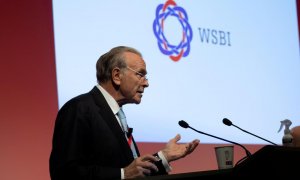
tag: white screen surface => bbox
[53,0,300,144]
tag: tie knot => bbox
[117,108,126,120]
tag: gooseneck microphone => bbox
[178,120,251,157]
[222,118,278,146]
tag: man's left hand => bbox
[162,134,200,162]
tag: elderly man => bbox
[50,46,200,179]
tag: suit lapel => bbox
[89,86,134,160]
[132,136,140,157]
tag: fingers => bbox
[169,134,181,143]
[124,155,159,179]
[185,144,192,154]
[135,166,152,177]
[185,139,200,154]
[137,155,159,172]
[190,139,200,149]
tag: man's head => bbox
[96,46,149,106]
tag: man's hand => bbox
[162,134,200,162]
[124,154,159,179]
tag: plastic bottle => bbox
[278,119,293,147]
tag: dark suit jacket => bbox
[50,86,167,180]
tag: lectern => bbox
[142,145,300,179]
[233,145,300,177]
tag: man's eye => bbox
[136,73,143,78]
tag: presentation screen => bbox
[53,0,300,144]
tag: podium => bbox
[232,145,300,177]
[143,145,300,179]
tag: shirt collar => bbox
[96,84,120,115]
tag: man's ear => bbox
[111,67,122,85]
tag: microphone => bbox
[126,128,133,138]
[223,118,278,146]
[178,120,251,157]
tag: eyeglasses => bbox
[126,67,148,81]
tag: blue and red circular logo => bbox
[153,0,193,62]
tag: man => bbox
[50,46,200,179]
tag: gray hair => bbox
[96,46,142,83]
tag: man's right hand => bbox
[124,154,159,179]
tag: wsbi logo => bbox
[153,0,193,62]
[153,0,231,62]
[198,28,231,46]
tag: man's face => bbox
[119,52,149,104]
